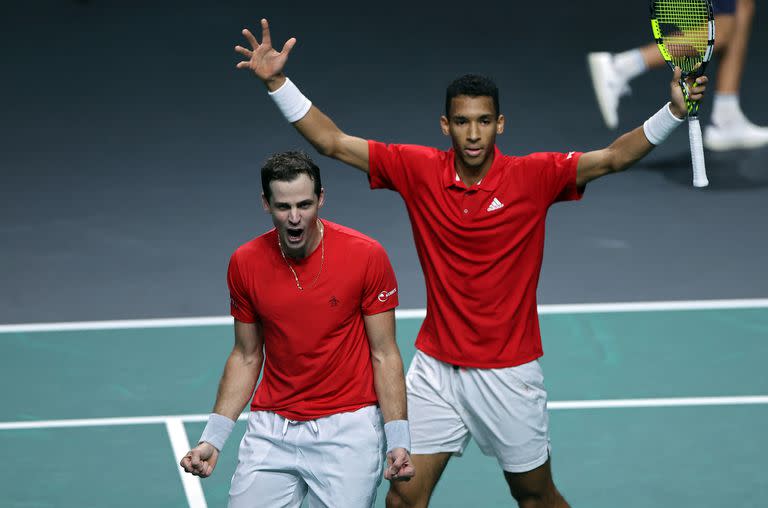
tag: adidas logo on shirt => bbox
[486,197,504,212]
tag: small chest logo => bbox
[378,288,397,302]
[486,197,504,212]
[329,296,339,307]
[566,151,575,159]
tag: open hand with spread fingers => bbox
[235,18,296,89]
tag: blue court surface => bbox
[2,300,767,507]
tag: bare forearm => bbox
[212,350,262,421]
[606,126,655,173]
[372,352,407,422]
[263,74,369,171]
[263,73,345,156]
[293,105,348,158]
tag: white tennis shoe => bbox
[588,52,631,130]
[704,118,768,151]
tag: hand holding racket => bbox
[650,0,715,187]
[669,66,708,125]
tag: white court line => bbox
[166,418,208,508]
[0,413,248,430]
[2,298,767,333]
[1,396,767,431]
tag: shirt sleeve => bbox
[361,241,399,316]
[525,151,584,206]
[227,249,257,323]
[367,140,439,201]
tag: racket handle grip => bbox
[688,116,709,188]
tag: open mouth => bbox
[285,227,304,244]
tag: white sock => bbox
[613,49,647,82]
[711,93,745,126]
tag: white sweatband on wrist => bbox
[268,78,312,123]
[199,413,236,452]
[384,420,411,453]
[643,102,685,146]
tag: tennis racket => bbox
[650,0,715,188]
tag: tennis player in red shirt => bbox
[235,20,708,508]
[180,151,414,507]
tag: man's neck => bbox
[455,152,495,187]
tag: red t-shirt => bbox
[227,220,399,420]
[368,141,582,368]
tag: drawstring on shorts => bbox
[281,417,319,436]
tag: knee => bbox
[386,486,424,508]
[510,486,565,508]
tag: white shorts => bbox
[407,350,550,473]
[228,405,385,508]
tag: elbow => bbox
[315,140,336,158]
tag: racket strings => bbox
[654,0,710,73]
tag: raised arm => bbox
[179,320,264,478]
[364,310,415,481]
[235,19,370,173]
[576,67,708,187]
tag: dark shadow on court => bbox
[639,146,768,190]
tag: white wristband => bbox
[268,77,312,123]
[643,102,685,146]
[199,413,236,452]
[384,420,411,453]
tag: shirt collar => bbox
[444,146,503,192]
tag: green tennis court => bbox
[2,302,767,507]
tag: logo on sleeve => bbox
[377,287,398,302]
[229,296,239,309]
[329,296,339,307]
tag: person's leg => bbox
[301,406,384,508]
[588,13,734,129]
[386,351,471,507]
[716,0,752,93]
[504,458,569,508]
[705,0,768,149]
[386,452,452,508]
[454,359,565,507]
[228,411,308,508]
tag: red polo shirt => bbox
[227,220,399,420]
[368,141,582,368]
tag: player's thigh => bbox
[303,406,385,508]
[407,351,471,455]
[229,412,307,508]
[229,470,307,508]
[459,359,550,473]
[386,452,452,508]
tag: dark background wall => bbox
[2,0,766,323]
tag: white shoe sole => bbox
[704,131,768,151]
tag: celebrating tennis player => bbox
[180,151,414,507]
[235,19,708,508]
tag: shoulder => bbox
[370,141,448,162]
[515,151,577,165]
[326,221,388,257]
[501,152,579,176]
[231,230,276,263]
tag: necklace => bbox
[277,219,324,291]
